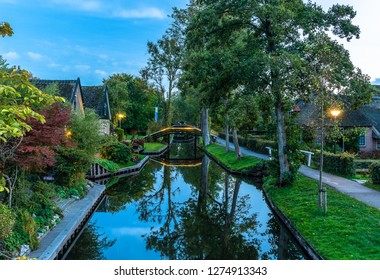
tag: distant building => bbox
[31,78,85,114]
[82,85,112,135]
[31,78,111,134]
[295,86,380,153]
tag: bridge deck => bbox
[145,125,202,139]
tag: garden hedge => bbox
[313,151,355,176]
[218,132,275,154]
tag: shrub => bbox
[94,158,120,173]
[100,141,131,164]
[20,210,39,250]
[132,138,145,148]
[55,147,93,187]
[313,151,355,176]
[0,203,15,240]
[114,127,125,141]
[369,162,380,184]
[218,132,275,154]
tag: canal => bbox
[64,141,307,260]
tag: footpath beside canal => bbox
[27,154,158,260]
[28,183,106,260]
[215,137,380,209]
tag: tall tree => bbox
[15,103,72,173]
[141,18,184,127]
[104,74,158,133]
[181,0,375,186]
[0,69,63,195]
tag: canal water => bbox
[64,142,306,260]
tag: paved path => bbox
[215,137,380,209]
[28,184,105,260]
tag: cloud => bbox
[42,1,167,19]
[110,227,150,237]
[95,69,107,77]
[75,64,91,72]
[114,7,166,19]
[27,51,44,60]
[47,0,102,12]
[3,51,20,60]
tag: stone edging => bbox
[202,146,323,260]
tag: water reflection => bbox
[65,222,116,260]
[65,142,306,260]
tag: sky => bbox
[0,0,379,86]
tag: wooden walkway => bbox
[28,184,105,260]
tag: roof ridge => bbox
[30,79,77,83]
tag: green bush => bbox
[354,159,378,171]
[0,203,15,240]
[313,151,355,176]
[20,210,39,250]
[100,141,131,164]
[369,162,380,184]
[218,132,275,154]
[114,127,125,141]
[94,158,120,173]
[55,147,93,187]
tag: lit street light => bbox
[116,113,126,128]
[319,107,342,214]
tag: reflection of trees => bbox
[144,158,260,259]
[169,141,200,159]
[261,213,306,260]
[102,160,160,213]
[136,163,180,259]
[64,222,116,260]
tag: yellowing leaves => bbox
[0,69,63,142]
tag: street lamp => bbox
[319,107,342,214]
[116,113,125,128]
[330,109,341,118]
[65,128,72,138]
[329,109,342,154]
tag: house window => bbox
[359,134,366,146]
[377,140,380,150]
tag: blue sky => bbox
[0,0,188,85]
[1,0,379,85]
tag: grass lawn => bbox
[205,143,263,171]
[264,175,380,260]
[95,154,146,172]
[144,142,167,152]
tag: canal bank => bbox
[27,155,154,259]
[213,137,380,259]
[202,146,323,260]
[27,183,106,260]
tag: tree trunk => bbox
[232,127,241,159]
[166,78,173,126]
[275,100,290,186]
[3,173,13,208]
[223,177,241,249]
[225,113,230,152]
[197,156,210,213]
[201,107,210,146]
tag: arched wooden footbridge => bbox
[144,125,203,140]
[144,124,217,142]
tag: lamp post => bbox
[330,109,342,154]
[319,107,342,214]
[116,113,125,128]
